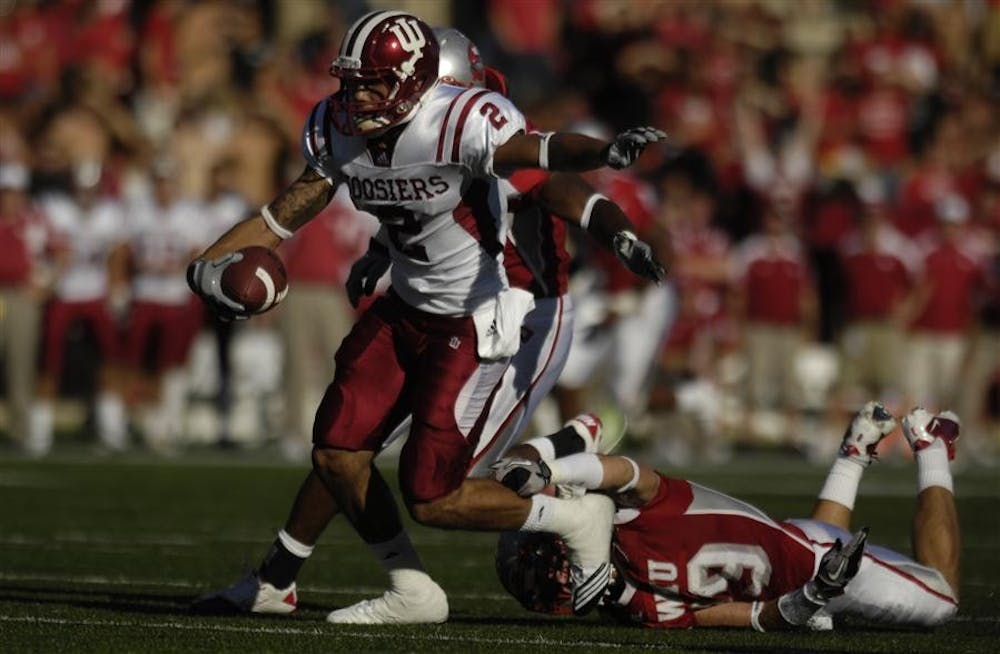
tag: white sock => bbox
[96,392,127,449]
[28,402,54,455]
[277,529,314,558]
[521,494,578,535]
[817,457,865,511]
[916,439,953,493]
[160,370,188,440]
[369,531,431,591]
[549,453,604,489]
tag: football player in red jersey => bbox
[188,11,666,624]
[494,402,960,630]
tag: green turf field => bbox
[1,451,997,653]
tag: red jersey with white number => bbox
[609,475,816,628]
[301,83,526,315]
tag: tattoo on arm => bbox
[267,166,336,232]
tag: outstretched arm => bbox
[198,166,335,259]
[495,452,661,506]
[493,127,667,173]
[528,172,666,282]
[189,165,335,319]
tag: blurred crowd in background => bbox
[1,0,998,466]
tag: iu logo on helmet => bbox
[389,18,427,76]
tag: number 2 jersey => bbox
[607,474,817,628]
[301,84,526,316]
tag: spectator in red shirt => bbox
[901,194,986,412]
[731,201,817,446]
[836,176,921,410]
[0,163,52,455]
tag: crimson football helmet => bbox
[495,531,573,615]
[329,10,439,135]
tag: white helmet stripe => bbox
[343,10,409,60]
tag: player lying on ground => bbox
[493,402,960,629]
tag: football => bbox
[220,246,288,314]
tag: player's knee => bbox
[407,496,448,527]
[311,447,364,481]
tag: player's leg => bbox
[811,401,896,529]
[466,296,572,474]
[902,407,961,596]
[307,299,448,624]
[398,324,615,616]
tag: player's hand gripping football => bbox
[603,127,668,170]
[807,527,869,602]
[186,253,249,321]
[345,241,391,308]
[613,230,666,283]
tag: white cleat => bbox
[902,407,961,461]
[327,577,448,625]
[190,572,297,615]
[559,492,616,615]
[839,401,896,466]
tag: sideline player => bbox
[187,11,666,624]
[494,402,960,630]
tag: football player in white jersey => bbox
[493,402,960,630]
[188,11,667,624]
[33,162,130,454]
[122,160,210,451]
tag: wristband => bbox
[261,204,294,240]
[538,132,553,170]
[615,457,640,493]
[750,601,766,633]
[579,193,608,231]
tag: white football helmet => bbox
[433,27,485,88]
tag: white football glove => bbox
[345,241,391,308]
[604,127,667,170]
[612,230,666,283]
[186,253,248,321]
[490,457,551,497]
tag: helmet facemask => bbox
[495,532,573,615]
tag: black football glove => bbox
[603,127,668,170]
[186,253,249,321]
[345,240,391,308]
[807,527,868,602]
[612,230,666,283]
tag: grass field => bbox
[1,448,997,653]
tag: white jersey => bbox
[301,83,526,315]
[128,197,209,304]
[40,194,126,302]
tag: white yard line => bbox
[0,615,672,648]
[0,571,510,600]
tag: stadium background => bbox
[0,1,999,652]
